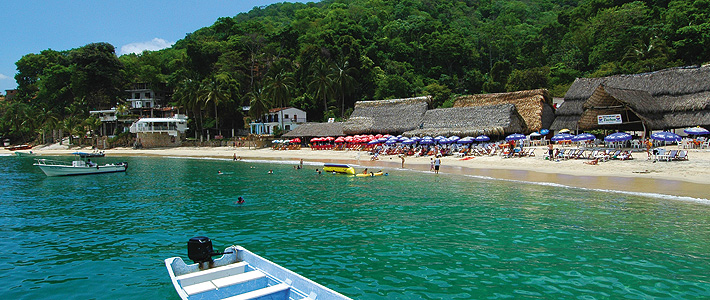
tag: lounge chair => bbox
[674,150,688,161]
[526,148,535,157]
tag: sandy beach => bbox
[16,144,710,200]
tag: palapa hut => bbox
[404,104,526,137]
[453,89,555,133]
[281,122,344,138]
[551,65,710,132]
[342,96,429,135]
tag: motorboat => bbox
[33,157,127,176]
[5,144,32,151]
[323,163,355,175]
[165,237,351,300]
[15,151,35,157]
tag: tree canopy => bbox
[3,0,708,143]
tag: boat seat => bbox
[223,283,290,300]
[177,261,248,286]
[182,270,266,296]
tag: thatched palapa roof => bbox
[453,89,555,133]
[551,65,710,130]
[342,96,429,135]
[404,104,526,137]
[281,122,344,138]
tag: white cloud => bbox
[120,38,174,55]
[0,73,9,80]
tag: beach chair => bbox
[556,149,568,160]
[526,148,535,157]
[595,150,611,161]
[674,150,688,161]
[609,150,622,159]
[663,150,678,161]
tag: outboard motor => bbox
[188,236,224,264]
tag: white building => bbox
[129,115,189,148]
[250,107,307,135]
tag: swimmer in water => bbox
[218,171,223,175]
[268,169,273,174]
[237,196,245,204]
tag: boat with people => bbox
[33,156,127,176]
[323,163,356,175]
[165,236,351,300]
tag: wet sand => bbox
[21,145,710,200]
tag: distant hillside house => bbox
[4,89,18,101]
[342,96,430,135]
[129,115,188,148]
[250,107,307,135]
[125,83,174,118]
[551,65,710,132]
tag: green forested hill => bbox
[4,0,709,142]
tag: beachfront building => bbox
[454,89,556,134]
[404,104,526,137]
[551,65,710,134]
[343,96,430,135]
[249,107,307,135]
[281,122,344,139]
[129,115,188,148]
[126,83,175,118]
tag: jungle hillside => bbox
[2,0,709,143]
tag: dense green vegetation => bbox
[2,0,709,143]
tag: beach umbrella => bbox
[604,132,632,142]
[684,127,710,135]
[419,139,435,145]
[551,133,574,142]
[385,139,397,145]
[402,139,416,145]
[439,138,453,144]
[449,136,461,141]
[559,128,571,133]
[475,135,490,142]
[377,137,388,142]
[540,129,550,135]
[571,133,595,142]
[368,140,380,145]
[505,133,526,141]
[409,136,421,142]
[422,136,433,140]
[650,131,681,142]
[529,132,542,137]
[457,137,474,144]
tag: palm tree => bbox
[198,74,233,136]
[307,59,334,117]
[247,86,269,133]
[332,59,356,119]
[174,79,203,139]
[264,66,295,131]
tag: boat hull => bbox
[35,163,127,176]
[323,163,355,175]
[165,245,351,300]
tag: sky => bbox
[0,1,294,94]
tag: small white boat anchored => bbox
[165,237,351,300]
[33,158,127,176]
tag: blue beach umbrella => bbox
[475,135,490,142]
[571,133,595,142]
[439,138,453,144]
[539,129,550,135]
[402,139,416,145]
[604,132,632,142]
[422,136,433,140]
[449,136,461,141]
[409,136,421,142]
[650,131,681,142]
[684,127,710,135]
[505,133,526,141]
[368,140,380,145]
[419,138,435,145]
[551,133,574,142]
[457,137,474,144]
[385,139,397,145]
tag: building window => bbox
[145,101,151,108]
[284,114,289,119]
[145,92,151,98]
[135,93,140,99]
[274,114,279,122]
[285,125,291,130]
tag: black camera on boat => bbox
[187,236,224,264]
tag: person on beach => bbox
[400,155,405,168]
[430,158,435,171]
[300,159,303,168]
[584,158,599,165]
[233,153,237,161]
[434,155,441,174]
[548,144,554,161]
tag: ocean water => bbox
[2,154,710,299]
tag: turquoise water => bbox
[2,155,710,299]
